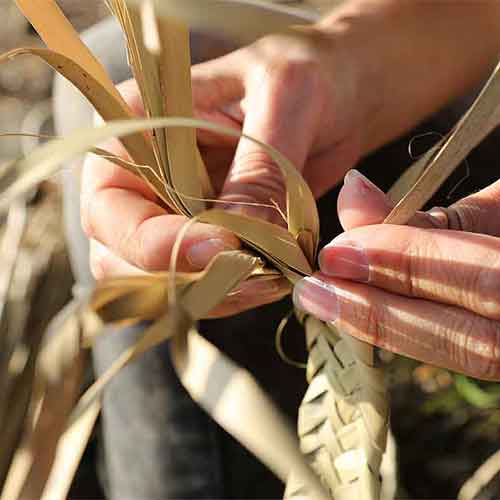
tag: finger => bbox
[338,170,500,236]
[191,52,248,147]
[117,75,241,151]
[219,63,324,223]
[90,239,148,279]
[337,169,394,230]
[318,223,500,320]
[84,186,240,272]
[336,169,435,231]
[191,48,249,108]
[89,240,290,317]
[294,275,500,381]
[82,139,156,202]
[118,71,243,149]
[82,78,156,213]
[428,178,500,237]
[90,235,289,317]
[82,90,241,275]
[81,140,160,247]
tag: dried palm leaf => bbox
[1,313,87,500]
[15,0,124,102]
[0,47,170,206]
[386,60,500,224]
[458,449,500,500]
[0,196,77,500]
[286,318,387,500]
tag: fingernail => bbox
[186,238,237,270]
[293,276,339,322]
[319,244,369,282]
[426,206,449,229]
[344,169,386,198]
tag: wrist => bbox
[312,8,384,157]
[315,0,500,157]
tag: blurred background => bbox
[0,1,498,499]
[0,1,107,498]
[0,0,107,161]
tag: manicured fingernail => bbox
[319,244,369,282]
[293,276,339,322]
[344,169,387,199]
[186,238,237,270]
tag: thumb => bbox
[338,169,500,237]
[337,169,393,230]
[428,178,500,237]
[219,70,319,225]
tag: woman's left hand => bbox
[293,170,500,381]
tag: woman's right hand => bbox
[81,29,365,317]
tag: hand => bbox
[81,31,364,317]
[293,170,500,380]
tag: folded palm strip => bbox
[1,1,500,499]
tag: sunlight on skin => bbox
[294,272,499,379]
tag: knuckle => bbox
[446,314,500,381]
[360,301,391,348]
[470,323,500,381]
[400,234,450,299]
[475,257,500,320]
[252,35,326,91]
[401,254,417,298]
[272,57,322,87]
[267,57,328,106]
[427,205,474,232]
[490,325,500,380]
[443,205,475,232]
[397,238,422,297]
[235,149,278,174]
[231,150,286,199]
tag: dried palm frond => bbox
[0,188,74,500]
[1,1,500,500]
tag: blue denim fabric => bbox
[93,323,223,499]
